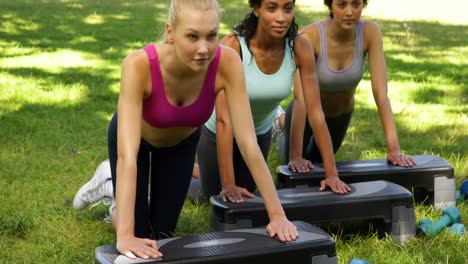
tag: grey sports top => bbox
[315,20,365,92]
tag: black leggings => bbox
[197,125,272,200]
[108,113,200,239]
[282,100,352,163]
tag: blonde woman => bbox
[91,0,297,259]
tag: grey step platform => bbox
[210,180,415,244]
[276,155,455,210]
[95,221,337,264]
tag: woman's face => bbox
[168,6,219,72]
[331,0,364,29]
[254,0,295,39]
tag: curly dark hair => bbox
[324,0,368,18]
[233,0,298,54]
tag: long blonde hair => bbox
[163,0,221,43]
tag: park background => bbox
[0,0,466,263]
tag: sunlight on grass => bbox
[0,14,40,35]
[356,80,466,126]
[296,0,468,25]
[83,13,105,25]
[69,35,97,45]
[0,40,38,57]
[0,46,116,107]
[60,0,84,9]
[1,49,106,69]
[444,46,468,64]
[95,111,114,122]
[0,1,466,263]
[154,1,168,8]
[109,14,130,21]
[391,53,419,63]
[219,21,232,36]
[0,72,89,106]
[400,105,466,131]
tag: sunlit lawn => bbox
[0,0,466,263]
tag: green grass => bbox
[0,0,466,263]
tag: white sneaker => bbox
[73,160,114,210]
[104,199,116,223]
[272,105,285,141]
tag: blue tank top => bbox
[205,35,295,135]
[315,20,365,92]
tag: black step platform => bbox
[210,180,415,243]
[95,221,337,264]
[276,155,455,210]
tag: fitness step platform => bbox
[276,155,455,210]
[94,221,337,264]
[210,180,415,244]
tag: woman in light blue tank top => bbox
[282,0,415,169]
[191,0,350,204]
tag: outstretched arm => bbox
[288,69,314,173]
[294,35,350,194]
[214,34,255,203]
[115,50,162,259]
[366,22,415,167]
[216,45,298,242]
[214,90,255,203]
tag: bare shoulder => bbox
[363,20,383,52]
[219,45,242,66]
[220,33,241,54]
[300,22,320,40]
[293,34,314,60]
[216,45,243,92]
[294,34,313,50]
[121,47,150,74]
[120,45,152,96]
[298,22,320,53]
[363,20,382,38]
[361,21,383,51]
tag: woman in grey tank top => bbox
[282,0,415,170]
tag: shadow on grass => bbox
[0,96,113,237]
[0,101,114,184]
[0,2,466,263]
[0,0,170,58]
[342,105,467,156]
[1,1,465,159]
[366,19,467,105]
[1,0,466,181]
[2,66,118,94]
[1,0,465,106]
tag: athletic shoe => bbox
[104,199,116,223]
[271,105,285,142]
[73,160,113,210]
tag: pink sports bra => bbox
[142,44,220,128]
